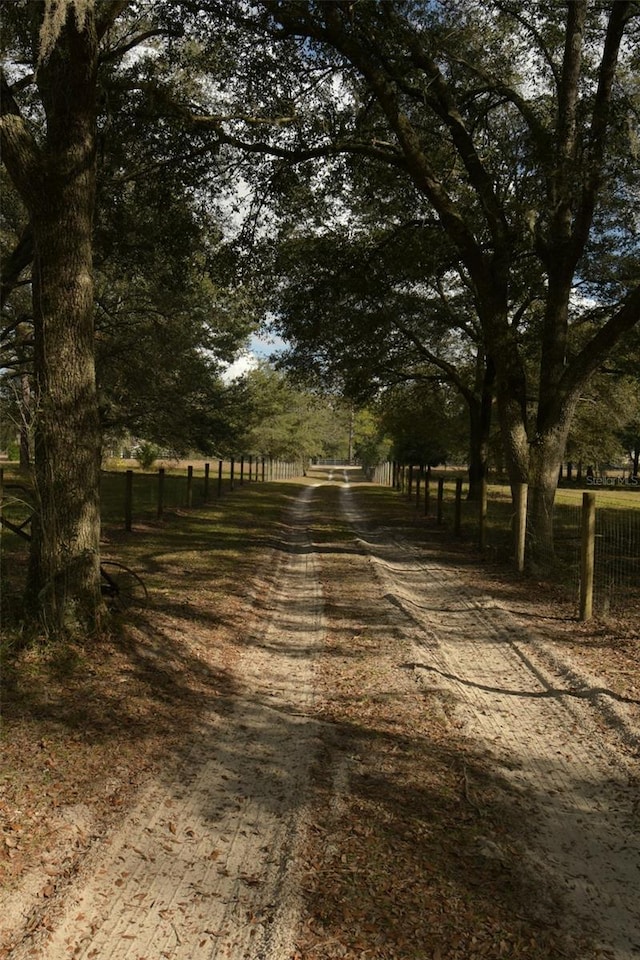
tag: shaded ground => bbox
[1,470,639,959]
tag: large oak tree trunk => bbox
[24,8,104,634]
[526,423,574,569]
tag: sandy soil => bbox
[338,480,640,959]
[3,469,639,959]
[5,486,323,960]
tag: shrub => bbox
[134,442,160,470]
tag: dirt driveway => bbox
[4,472,639,959]
[338,480,640,959]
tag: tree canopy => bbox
[1,0,639,632]
[236,0,640,556]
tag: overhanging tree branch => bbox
[391,315,476,406]
[562,285,640,399]
[0,222,33,310]
[0,70,43,206]
[404,37,511,250]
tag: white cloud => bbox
[221,349,259,382]
[221,331,287,382]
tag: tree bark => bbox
[16,10,104,633]
[33,10,103,634]
[526,406,578,568]
[467,356,495,501]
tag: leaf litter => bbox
[1,474,638,959]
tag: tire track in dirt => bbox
[8,486,324,960]
[340,485,640,960]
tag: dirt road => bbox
[339,480,640,959]
[7,473,639,959]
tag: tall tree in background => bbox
[608,328,640,477]
[237,365,354,464]
[253,0,640,561]
[378,379,467,470]
[265,211,495,498]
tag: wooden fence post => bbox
[579,491,596,621]
[478,478,488,551]
[186,465,193,507]
[513,482,528,573]
[454,478,463,535]
[157,467,165,519]
[217,460,223,497]
[204,462,210,502]
[437,477,444,525]
[424,475,430,517]
[230,458,235,491]
[240,457,245,485]
[125,469,133,532]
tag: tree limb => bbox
[208,124,407,169]
[0,70,42,206]
[96,0,131,40]
[562,285,640,399]
[492,1,562,89]
[404,35,511,250]
[571,1,635,259]
[0,223,33,310]
[391,315,476,405]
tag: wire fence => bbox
[375,463,640,619]
[594,508,640,616]
[1,458,306,537]
[100,458,305,525]
[3,460,637,619]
